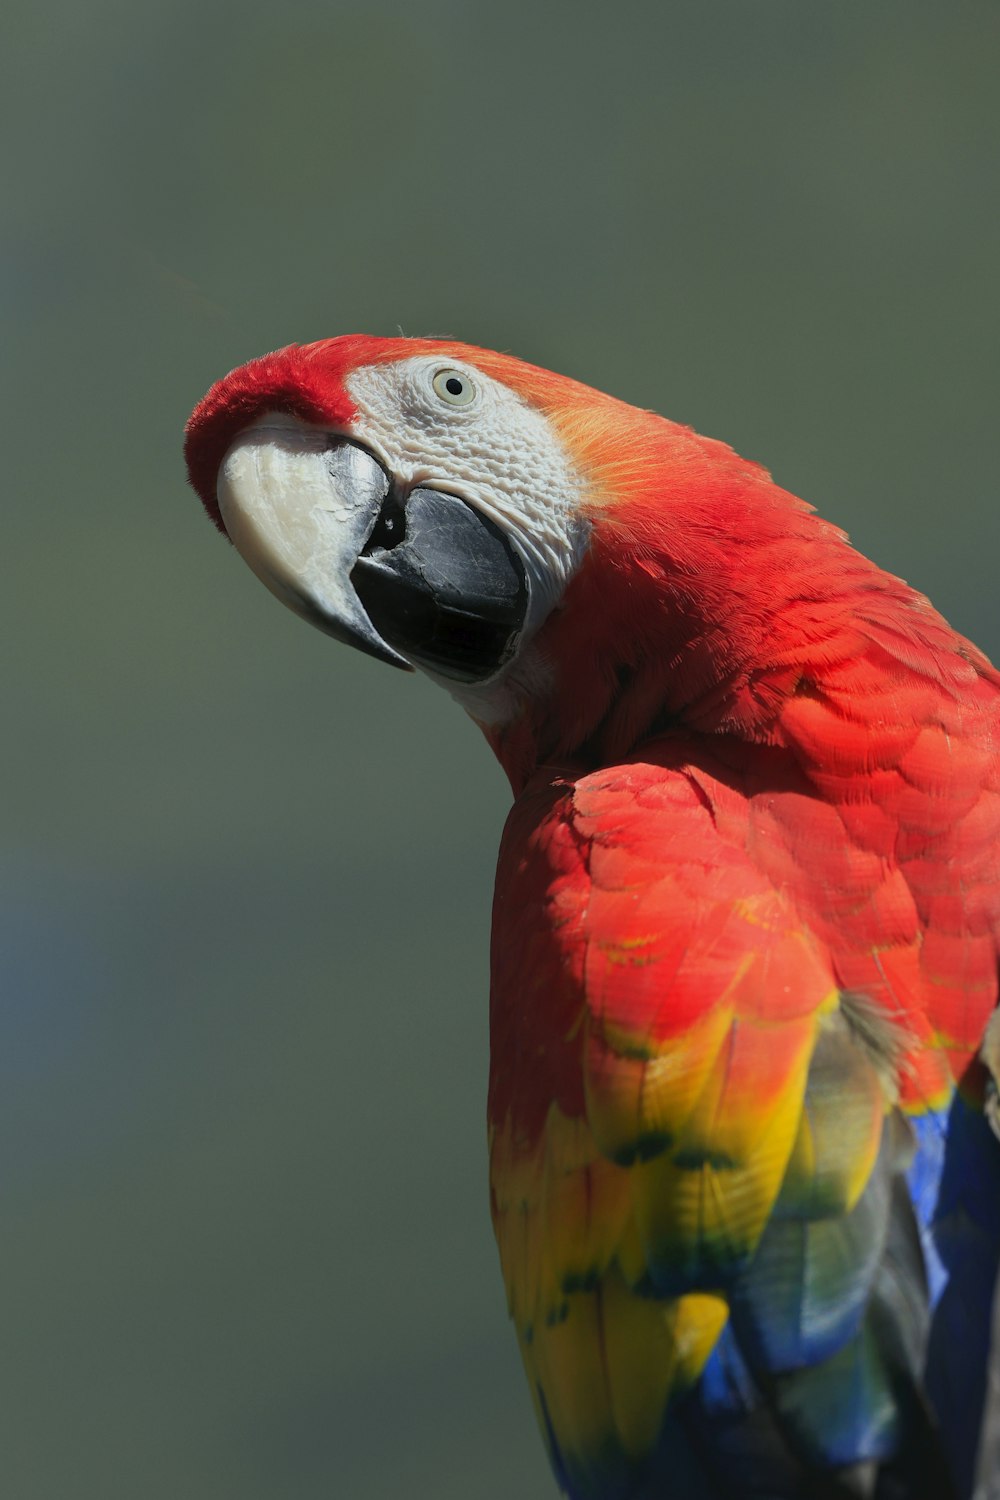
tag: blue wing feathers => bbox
[607,1089,997,1496]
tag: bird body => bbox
[186,337,1000,1498]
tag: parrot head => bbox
[185,335,866,787]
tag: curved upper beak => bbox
[216,419,529,685]
[218,422,412,669]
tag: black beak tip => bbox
[291,591,415,670]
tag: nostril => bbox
[361,487,407,554]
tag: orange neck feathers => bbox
[483,413,988,793]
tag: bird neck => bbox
[483,491,960,797]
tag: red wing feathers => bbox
[489,690,1000,1492]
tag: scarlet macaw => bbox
[185,337,1000,1499]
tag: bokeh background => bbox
[4,2,999,1496]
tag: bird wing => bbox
[489,731,996,1498]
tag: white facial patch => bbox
[345,355,590,682]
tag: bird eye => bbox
[431,368,477,407]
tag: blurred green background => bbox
[3,2,998,1495]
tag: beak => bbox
[217,420,529,683]
[218,423,412,669]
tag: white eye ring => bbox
[431,368,477,407]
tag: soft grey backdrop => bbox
[4,3,998,1496]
